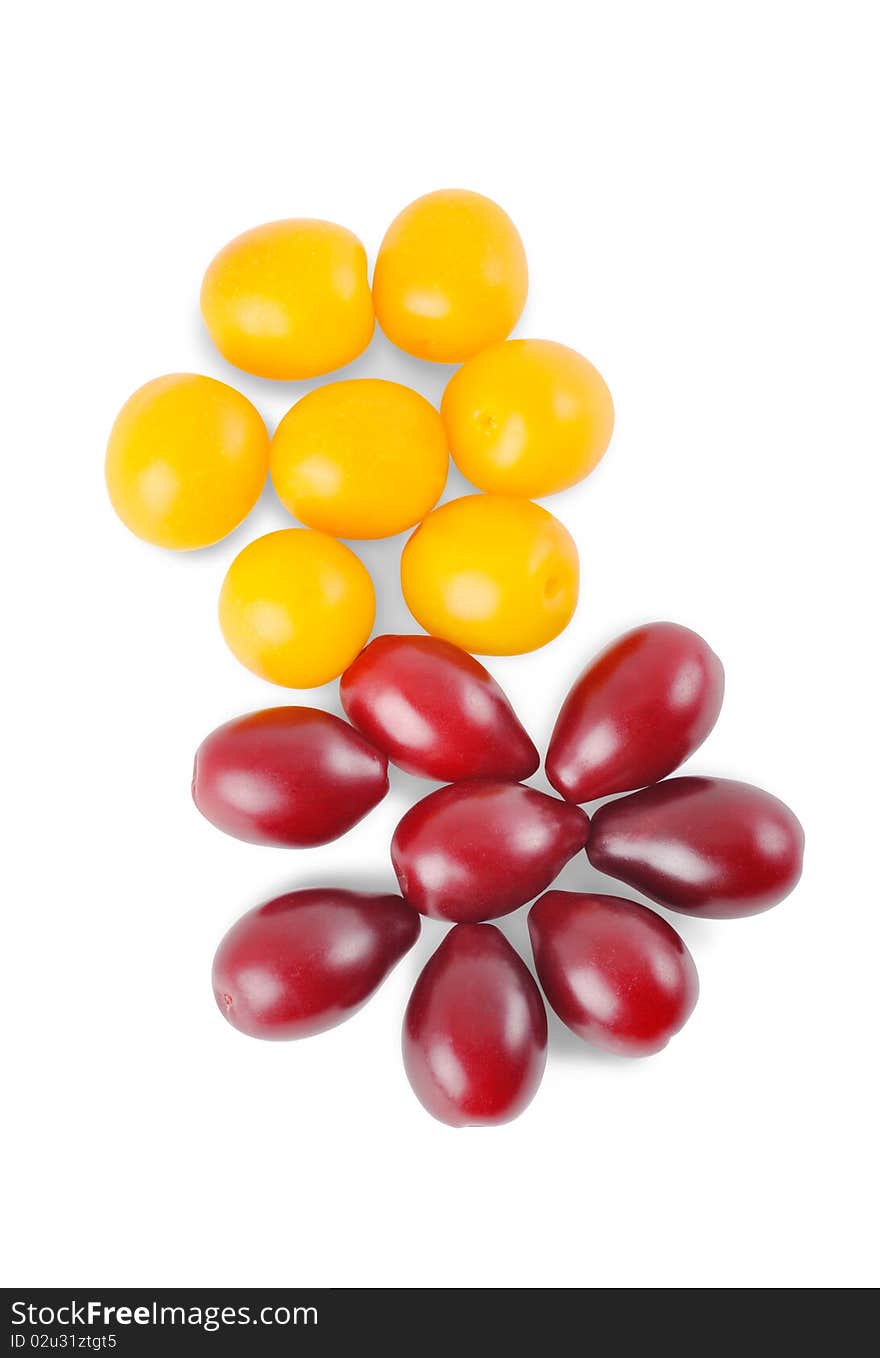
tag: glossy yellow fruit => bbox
[219,529,375,687]
[105,373,269,550]
[271,379,448,539]
[441,339,614,497]
[200,219,374,380]
[372,190,528,363]
[401,495,579,655]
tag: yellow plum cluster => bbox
[105,190,614,686]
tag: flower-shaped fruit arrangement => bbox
[197,624,804,1126]
[106,190,803,1126]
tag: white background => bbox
[3,1,878,1290]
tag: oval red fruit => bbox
[340,633,539,782]
[213,888,420,1039]
[391,780,590,922]
[192,706,388,847]
[588,777,804,918]
[528,890,699,1055]
[546,621,725,802]
[403,924,548,1127]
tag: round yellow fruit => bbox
[441,339,614,497]
[200,219,374,380]
[105,373,269,550]
[400,495,579,655]
[372,189,528,363]
[270,379,448,539]
[219,529,375,687]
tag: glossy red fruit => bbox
[546,621,725,803]
[340,633,539,782]
[213,888,420,1039]
[588,777,804,918]
[391,780,590,922]
[403,924,547,1127]
[528,891,699,1055]
[192,706,388,847]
